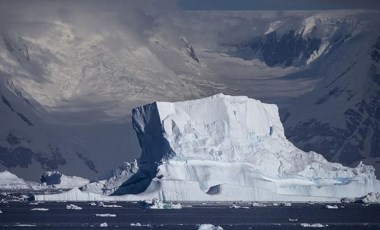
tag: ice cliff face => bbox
[36,94,380,201]
[133,94,283,164]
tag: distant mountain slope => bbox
[0,19,216,180]
[0,8,379,180]
[284,27,380,174]
[0,76,99,179]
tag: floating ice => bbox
[144,199,182,209]
[99,222,108,227]
[325,204,338,209]
[95,214,116,217]
[300,223,327,228]
[41,171,90,189]
[35,94,380,202]
[251,202,267,207]
[98,202,122,208]
[66,204,82,210]
[360,192,380,204]
[197,224,224,230]
[31,208,49,211]
[229,204,249,209]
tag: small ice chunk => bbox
[144,199,182,209]
[229,204,249,209]
[31,208,49,211]
[300,223,327,228]
[0,210,2,214]
[360,192,380,204]
[130,223,142,226]
[95,214,116,217]
[99,202,122,208]
[251,202,267,207]
[99,222,108,227]
[325,204,338,209]
[282,202,292,207]
[89,202,97,206]
[289,219,298,222]
[66,204,82,210]
[197,224,224,230]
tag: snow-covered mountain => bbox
[0,19,215,180]
[35,94,379,201]
[0,7,379,181]
[0,170,31,190]
[225,11,364,67]
[283,16,380,175]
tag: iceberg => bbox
[34,94,380,202]
[143,198,182,209]
[41,171,90,189]
[197,224,223,230]
[66,204,82,210]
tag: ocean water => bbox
[1,199,380,229]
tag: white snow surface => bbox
[300,223,327,228]
[66,204,82,210]
[95,214,116,217]
[198,224,224,230]
[144,199,182,209]
[0,171,31,190]
[31,208,49,211]
[58,175,90,189]
[35,94,380,202]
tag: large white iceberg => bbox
[35,94,380,201]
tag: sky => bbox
[178,0,380,10]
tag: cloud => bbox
[178,0,380,10]
[0,0,179,42]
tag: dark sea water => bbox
[0,193,380,229]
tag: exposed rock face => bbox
[233,30,321,67]
[284,34,380,172]
[181,37,200,63]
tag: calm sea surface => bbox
[0,192,379,229]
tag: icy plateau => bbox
[35,94,380,202]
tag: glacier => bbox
[35,94,380,201]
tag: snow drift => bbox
[35,94,380,201]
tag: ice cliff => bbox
[35,94,380,201]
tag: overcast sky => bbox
[179,0,380,10]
